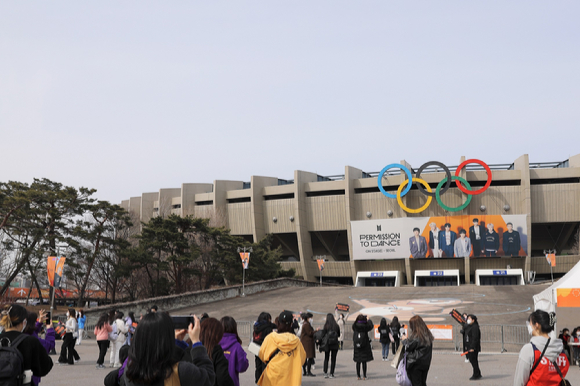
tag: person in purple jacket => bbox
[24,310,56,386]
[219,316,249,386]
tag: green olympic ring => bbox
[435,176,472,212]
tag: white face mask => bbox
[66,312,70,318]
[467,319,473,325]
[309,318,313,324]
[527,323,534,336]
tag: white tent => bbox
[533,260,580,333]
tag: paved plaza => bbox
[43,341,580,386]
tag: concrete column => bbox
[250,176,278,243]
[181,183,214,217]
[513,155,532,274]
[128,197,142,234]
[345,166,364,283]
[159,188,181,218]
[293,170,318,281]
[140,193,158,227]
[213,180,244,228]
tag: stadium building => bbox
[120,154,580,287]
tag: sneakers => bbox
[96,364,106,369]
[329,374,335,379]
[324,373,329,378]
[469,375,483,381]
[465,358,469,363]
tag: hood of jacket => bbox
[269,332,301,354]
[530,335,564,362]
[220,333,240,352]
[254,321,273,334]
[353,320,371,332]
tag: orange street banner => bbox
[546,253,556,267]
[239,252,250,269]
[557,288,580,308]
[47,256,66,288]
[317,259,325,271]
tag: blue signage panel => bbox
[430,271,444,276]
[370,272,384,277]
[492,270,507,275]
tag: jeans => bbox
[381,342,390,359]
[323,349,338,375]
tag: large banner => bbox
[47,256,66,288]
[351,215,527,260]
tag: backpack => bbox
[326,330,339,346]
[108,322,118,342]
[0,333,28,386]
[353,331,368,349]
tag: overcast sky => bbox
[1,2,579,203]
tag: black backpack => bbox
[353,331,368,349]
[0,333,28,386]
[326,330,339,346]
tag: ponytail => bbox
[528,310,556,333]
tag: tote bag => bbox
[396,353,412,386]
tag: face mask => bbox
[577,332,580,337]
[527,323,533,335]
[66,312,70,317]
[21,320,27,333]
[309,318,313,324]
[467,319,472,325]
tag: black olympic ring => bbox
[414,161,452,198]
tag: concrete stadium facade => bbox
[120,154,580,285]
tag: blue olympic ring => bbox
[377,163,413,199]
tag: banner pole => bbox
[242,267,246,297]
[50,285,56,315]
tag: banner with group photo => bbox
[351,215,527,260]
[47,256,66,287]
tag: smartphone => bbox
[171,315,194,330]
[45,312,52,325]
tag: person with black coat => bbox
[403,315,434,386]
[459,313,470,363]
[319,313,340,378]
[391,316,401,355]
[200,317,235,386]
[378,318,391,361]
[252,312,276,384]
[465,314,482,380]
[0,304,53,385]
[300,313,316,377]
[352,314,374,380]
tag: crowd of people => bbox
[0,302,574,386]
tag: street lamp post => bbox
[237,247,252,297]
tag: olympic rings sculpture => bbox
[377,159,492,214]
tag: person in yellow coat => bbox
[258,311,306,386]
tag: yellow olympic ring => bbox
[396,178,432,214]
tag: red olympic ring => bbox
[454,159,492,195]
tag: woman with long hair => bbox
[200,317,234,386]
[123,312,215,386]
[403,315,434,386]
[258,311,306,386]
[320,313,340,378]
[94,312,113,369]
[352,314,374,380]
[378,318,391,361]
[219,316,249,386]
[110,311,129,368]
[58,308,80,365]
[252,312,276,383]
[0,304,53,385]
[513,310,570,386]
[391,316,401,355]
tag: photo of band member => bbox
[411,215,526,258]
